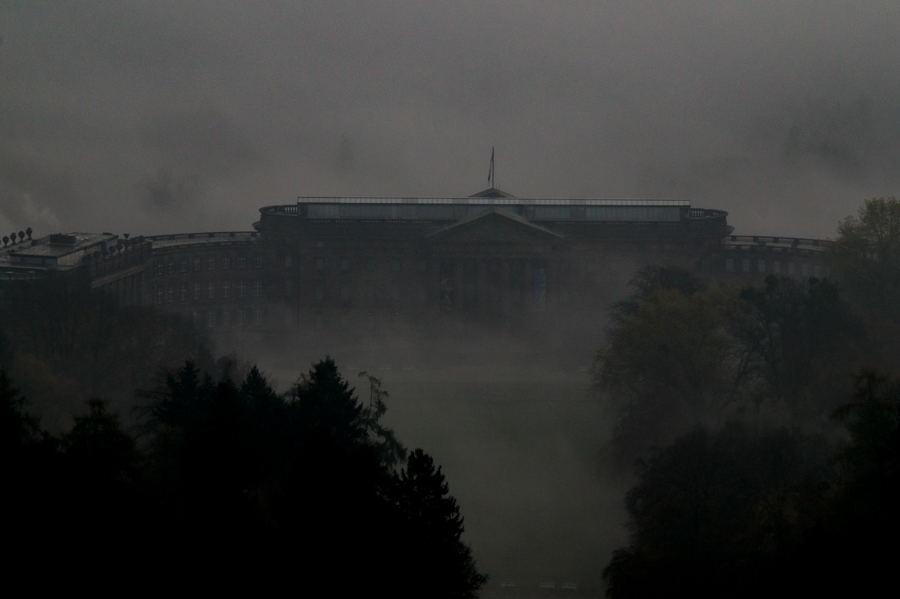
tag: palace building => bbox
[0,187,826,355]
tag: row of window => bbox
[156,280,262,303]
[186,307,263,329]
[158,278,542,304]
[186,308,399,331]
[156,254,430,276]
[300,257,547,277]
[186,309,410,332]
[156,256,262,276]
[725,258,822,277]
[312,313,402,331]
[311,283,427,303]
[308,282,537,307]
[156,279,439,305]
[301,256,428,273]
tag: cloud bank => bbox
[2,1,900,238]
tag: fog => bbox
[260,328,629,589]
[381,375,622,588]
[3,2,900,239]
[4,2,900,593]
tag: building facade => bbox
[1,187,827,356]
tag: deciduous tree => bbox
[827,197,900,321]
[593,285,737,464]
[728,275,865,424]
[604,424,831,598]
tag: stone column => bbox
[500,258,511,316]
[477,259,488,316]
[454,260,464,315]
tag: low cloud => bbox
[2,1,900,237]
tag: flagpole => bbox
[489,146,494,189]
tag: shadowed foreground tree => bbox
[603,424,832,598]
[136,357,485,594]
[394,449,487,598]
[0,327,11,367]
[833,371,900,529]
[787,371,900,595]
[62,398,140,486]
[1,368,67,548]
[57,397,144,544]
[3,359,485,595]
[604,372,900,598]
[0,368,40,454]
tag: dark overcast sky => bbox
[2,1,900,238]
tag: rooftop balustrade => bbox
[723,235,827,252]
[147,231,258,249]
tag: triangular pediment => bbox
[426,209,564,245]
[469,186,516,198]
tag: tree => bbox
[603,424,831,599]
[612,264,707,321]
[727,275,865,424]
[136,358,451,592]
[276,359,404,577]
[290,357,367,445]
[0,367,42,460]
[827,197,900,321]
[2,357,486,593]
[773,371,900,597]
[0,368,67,551]
[0,327,11,367]
[359,370,407,468]
[593,286,738,464]
[62,398,139,487]
[59,398,142,543]
[832,371,900,538]
[1,274,208,425]
[140,357,392,539]
[139,359,264,538]
[394,449,487,599]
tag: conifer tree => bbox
[395,448,487,599]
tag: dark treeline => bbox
[594,271,868,464]
[596,198,900,597]
[603,376,900,597]
[0,273,208,430]
[1,358,486,596]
